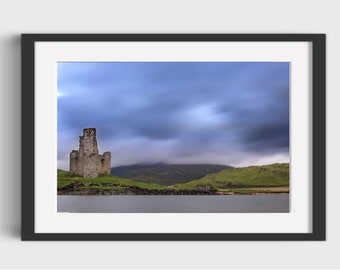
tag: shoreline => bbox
[58,189,289,196]
[58,180,289,196]
[57,188,218,196]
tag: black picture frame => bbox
[21,34,326,241]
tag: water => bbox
[58,194,289,213]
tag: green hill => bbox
[111,163,232,185]
[174,163,289,191]
[58,163,289,195]
[57,169,168,191]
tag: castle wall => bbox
[69,150,79,176]
[100,152,111,175]
[69,128,111,178]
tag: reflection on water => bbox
[58,194,289,213]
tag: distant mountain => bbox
[175,163,289,190]
[111,163,233,185]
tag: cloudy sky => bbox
[57,62,289,170]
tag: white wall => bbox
[0,0,338,268]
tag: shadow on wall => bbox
[0,35,21,238]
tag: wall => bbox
[0,0,338,268]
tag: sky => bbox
[57,62,289,170]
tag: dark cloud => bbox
[240,122,289,152]
[57,62,290,169]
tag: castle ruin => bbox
[70,128,111,178]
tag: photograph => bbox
[21,33,325,240]
[57,61,290,213]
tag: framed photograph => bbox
[21,34,325,241]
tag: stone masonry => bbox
[70,128,111,178]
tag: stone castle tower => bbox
[70,128,111,178]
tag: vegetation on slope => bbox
[58,163,289,195]
[111,163,232,185]
[174,163,289,191]
[57,169,168,191]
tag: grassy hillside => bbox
[111,163,232,185]
[58,163,289,195]
[174,163,289,191]
[57,169,168,191]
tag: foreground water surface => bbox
[58,194,289,213]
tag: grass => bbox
[174,163,289,190]
[111,163,232,185]
[57,169,169,190]
[57,180,74,189]
[58,163,289,194]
